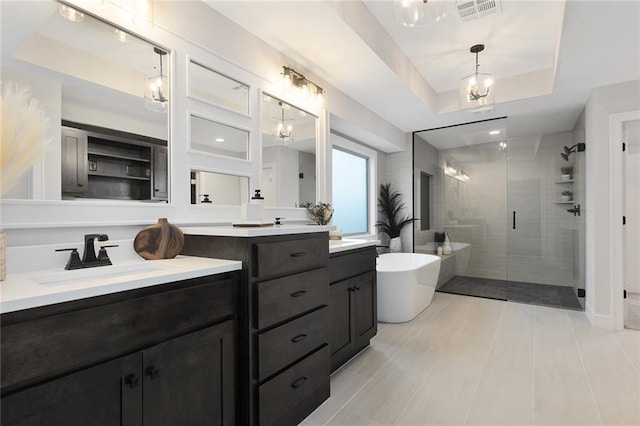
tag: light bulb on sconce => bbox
[281,66,325,107]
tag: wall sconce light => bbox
[144,47,168,112]
[459,44,494,109]
[275,101,293,143]
[444,162,458,177]
[282,66,324,106]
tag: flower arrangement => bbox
[301,202,334,225]
[1,81,51,196]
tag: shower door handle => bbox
[512,211,516,230]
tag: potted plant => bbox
[376,183,414,252]
[301,202,334,225]
[561,190,573,201]
[561,166,573,181]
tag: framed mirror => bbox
[188,61,249,116]
[261,94,317,208]
[1,0,169,201]
[189,170,249,205]
[189,114,249,160]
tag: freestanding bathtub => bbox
[376,253,441,323]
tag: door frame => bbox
[610,110,640,330]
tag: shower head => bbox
[561,152,570,161]
[563,146,572,156]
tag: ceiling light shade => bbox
[393,0,453,27]
[459,44,494,109]
[144,47,168,113]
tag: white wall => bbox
[385,134,413,251]
[584,79,640,328]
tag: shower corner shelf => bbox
[555,201,574,204]
[555,180,574,184]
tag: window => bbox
[331,134,377,236]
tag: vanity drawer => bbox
[329,246,376,283]
[258,307,328,381]
[256,267,328,329]
[254,236,328,278]
[258,345,330,426]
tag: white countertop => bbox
[329,239,379,254]
[0,256,242,314]
[182,224,334,237]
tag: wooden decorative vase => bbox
[134,218,184,260]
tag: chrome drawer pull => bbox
[291,334,308,343]
[290,252,307,258]
[290,290,307,298]
[291,376,308,389]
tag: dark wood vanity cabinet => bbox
[61,121,168,201]
[1,273,237,426]
[182,232,330,426]
[329,246,377,372]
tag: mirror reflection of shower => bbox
[560,142,585,161]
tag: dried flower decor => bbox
[1,81,51,196]
[301,202,334,225]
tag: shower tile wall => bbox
[440,142,508,280]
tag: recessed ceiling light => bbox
[215,138,225,142]
[489,130,500,135]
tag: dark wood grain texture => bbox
[134,218,184,260]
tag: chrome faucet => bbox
[56,234,118,270]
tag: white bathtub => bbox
[376,253,441,323]
[415,241,471,275]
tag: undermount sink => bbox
[32,262,173,287]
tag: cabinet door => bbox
[1,352,142,426]
[353,271,377,350]
[142,321,235,426]
[61,127,88,194]
[329,278,355,372]
[152,145,168,200]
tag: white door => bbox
[624,119,640,330]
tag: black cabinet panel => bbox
[254,237,328,278]
[329,248,377,373]
[256,267,328,329]
[258,346,330,426]
[1,353,141,426]
[143,322,235,426]
[259,307,328,381]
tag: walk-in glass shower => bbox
[413,118,585,310]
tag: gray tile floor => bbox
[301,293,640,425]
[437,276,583,310]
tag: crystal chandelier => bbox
[275,102,293,143]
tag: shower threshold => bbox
[437,276,583,311]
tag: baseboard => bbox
[586,302,615,329]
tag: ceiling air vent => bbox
[456,0,501,22]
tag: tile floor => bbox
[437,276,584,311]
[301,292,640,426]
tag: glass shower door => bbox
[506,135,576,302]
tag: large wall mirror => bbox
[1,0,169,201]
[261,94,317,208]
[189,170,248,205]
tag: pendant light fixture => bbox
[144,47,168,112]
[459,44,495,109]
[275,101,293,143]
[393,0,452,27]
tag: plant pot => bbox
[389,237,402,253]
